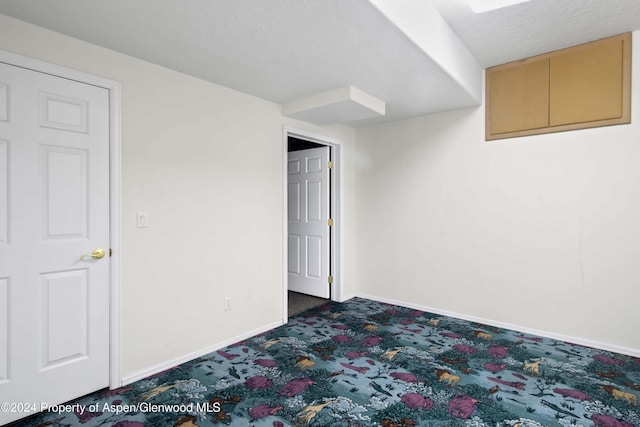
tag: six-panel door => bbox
[287,147,330,299]
[0,62,110,425]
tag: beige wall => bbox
[0,14,356,380]
[3,9,638,384]
[355,31,640,354]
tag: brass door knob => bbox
[80,248,106,260]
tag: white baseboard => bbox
[121,320,284,386]
[121,294,638,387]
[356,293,640,358]
[337,292,356,303]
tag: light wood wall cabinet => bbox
[486,33,631,140]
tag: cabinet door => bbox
[487,58,549,136]
[485,32,630,141]
[549,36,626,126]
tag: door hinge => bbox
[109,248,113,257]
[328,276,334,284]
[328,161,333,170]
[328,218,334,227]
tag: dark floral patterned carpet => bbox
[17,297,640,427]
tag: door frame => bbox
[0,50,122,389]
[283,126,343,321]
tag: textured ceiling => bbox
[434,0,640,67]
[0,0,481,127]
[0,0,639,127]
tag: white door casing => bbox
[0,62,110,425]
[287,146,330,299]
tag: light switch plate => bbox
[137,211,149,228]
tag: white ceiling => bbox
[434,0,640,67]
[1,0,639,127]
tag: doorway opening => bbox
[284,128,342,320]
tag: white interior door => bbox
[0,62,110,425]
[288,146,330,299]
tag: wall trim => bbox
[0,49,123,388]
[357,293,640,358]
[338,293,356,303]
[121,320,284,386]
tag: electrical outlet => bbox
[224,297,232,311]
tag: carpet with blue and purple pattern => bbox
[16,297,640,426]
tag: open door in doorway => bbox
[287,144,331,299]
